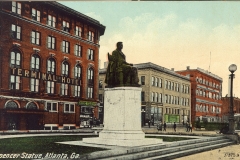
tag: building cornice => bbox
[196,98,222,106]
[134,62,190,81]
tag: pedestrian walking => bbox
[163,121,166,131]
[173,122,176,132]
[189,123,192,132]
[148,120,151,128]
[186,122,189,132]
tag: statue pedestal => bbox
[82,87,162,147]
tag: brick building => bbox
[99,62,191,126]
[222,97,240,124]
[177,67,223,123]
[0,1,105,130]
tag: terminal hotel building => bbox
[0,1,105,130]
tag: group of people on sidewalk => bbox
[156,121,192,132]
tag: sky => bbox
[60,1,240,97]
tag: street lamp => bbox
[228,64,237,134]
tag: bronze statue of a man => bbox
[105,42,139,87]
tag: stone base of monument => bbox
[82,87,162,147]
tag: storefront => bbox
[79,101,98,128]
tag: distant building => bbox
[0,1,105,130]
[222,97,240,127]
[177,67,223,123]
[99,62,191,126]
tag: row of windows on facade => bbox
[10,50,94,98]
[196,89,221,100]
[141,92,190,106]
[196,77,221,89]
[11,2,96,42]
[140,76,190,94]
[165,108,190,115]
[11,24,95,60]
[195,104,221,114]
[4,100,75,113]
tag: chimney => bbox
[171,68,174,71]
[104,62,109,69]
[187,66,190,70]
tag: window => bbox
[171,82,174,90]
[75,26,82,37]
[88,68,94,85]
[30,78,39,92]
[47,81,55,94]
[155,77,159,87]
[47,58,55,74]
[75,64,82,79]
[62,61,69,76]
[151,92,154,102]
[88,49,94,60]
[47,58,55,94]
[47,15,56,27]
[165,94,168,103]
[46,102,57,112]
[10,50,21,68]
[47,36,56,49]
[62,40,70,53]
[165,80,167,89]
[159,78,162,88]
[155,92,158,102]
[88,31,94,42]
[32,8,40,21]
[87,87,93,98]
[10,75,20,90]
[62,20,70,32]
[186,99,189,106]
[74,64,81,97]
[31,31,40,45]
[159,93,162,103]
[168,81,171,89]
[11,24,21,40]
[61,83,68,96]
[151,77,155,86]
[10,50,21,90]
[30,54,40,92]
[141,91,145,101]
[12,2,21,14]
[141,76,145,85]
[74,44,82,57]
[64,104,75,113]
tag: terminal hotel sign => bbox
[11,68,81,85]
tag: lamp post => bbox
[228,64,237,134]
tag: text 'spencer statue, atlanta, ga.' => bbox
[105,42,139,87]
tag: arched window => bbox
[5,101,18,109]
[61,61,69,76]
[47,58,55,74]
[31,54,40,71]
[26,102,38,110]
[10,50,21,90]
[88,67,94,85]
[75,64,82,79]
[10,50,21,68]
